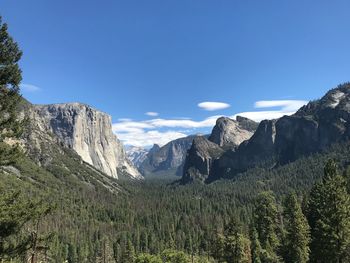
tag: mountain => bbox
[181,136,225,183]
[139,135,199,177]
[181,116,258,183]
[126,146,149,168]
[22,102,141,179]
[183,83,350,183]
[208,116,258,149]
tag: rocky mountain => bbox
[181,136,225,183]
[139,135,199,176]
[208,116,258,148]
[183,83,350,183]
[23,102,141,179]
[126,146,149,168]
[181,116,258,183]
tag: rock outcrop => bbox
[209,116,258,148]
[140,135,199,176]
[182,116,258,183]
[182,136,224,183]
[28,103,141,179]
[206,83,350,182]
[126,146,149,168]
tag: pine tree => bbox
[250,227,262,263]
[122,239,135,263]
[283,192,310,263]
[0,16,23,165]
[223,219,251,263]
[308,160,350,262]
[253,191,281,263]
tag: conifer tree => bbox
[253,191,281,263]
[308,160,350,262]
[283,192,310,263]
[250,227,262,263]
[0,16,23,165]
[122,239,136,263]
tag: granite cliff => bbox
[182,83,350,183]
[24,102,141,179]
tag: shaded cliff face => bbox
[181,116,258,183]
[210,83,350,181]
[209,116,258,148]
[182,136,224,183]
[139,136,198,176]
[31,103,141,179]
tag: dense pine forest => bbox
[1,16,350,263]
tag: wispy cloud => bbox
[114,100,308,147]
[112,116,220,134]
[20,83,41,92]
[117,130,187,147]
[198,101,230,111]
[145,111,159,117]
[113,116,219,147]
[235,100,308,121]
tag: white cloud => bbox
[233,111,295,122]
[117,130,187,147]
[113,100,308,146]
[234,100,308,122]
[145,111,159,117]
[198,101,231,111]
[254,100,307,112]
[20,83,41,92]
[112,116,220,146]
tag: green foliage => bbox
[161,249,189,263]
[282,192,310,263]
[212,219,251,263]
[253,192,281,263]
[136,253,162,263]
[0,188,52,260]
[308,160,350,262]
[0,16,23,165]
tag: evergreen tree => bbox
[223,220,251,263]
[283,192,310,263]
[253,191,281,263]
[308,160,350,262]
[250,227,262,263]
[122,239,136,263]
[0,16,23,165]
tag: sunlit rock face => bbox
[32,103,141,179]
[209,116,258,148]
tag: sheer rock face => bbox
[31,103,141,179]
[182,136,224,183]
[181,116,257,183]
[211,84,350,181]
[209,116,258,148]
[139,136,197,176]
[182,83,350,183]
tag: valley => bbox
[1,4,350,263]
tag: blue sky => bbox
[1,0,350,146]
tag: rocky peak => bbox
[32,103,141,179]
[126,146,149,168]
[182,136,224,183]
[208,116,258,148]
[139,136,198,176]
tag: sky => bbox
[1,0,350,147]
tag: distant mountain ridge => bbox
[139,135,198,177]
[126,146,149,168]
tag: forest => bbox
[1,15,350,263]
